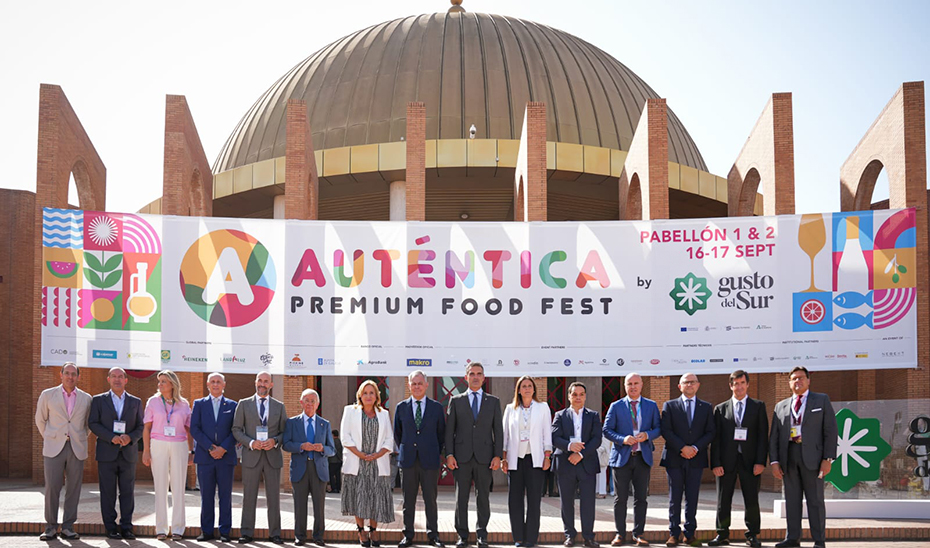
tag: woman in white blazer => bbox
[340,380,395,547]
[502,376,553,548]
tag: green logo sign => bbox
[824,408,892,492]
[669,272,711,316]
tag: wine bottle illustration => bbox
[127,262,157,323]
[836,216,869,293]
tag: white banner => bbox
[40,208,918,376]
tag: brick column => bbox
[406,102,426,222]
[514,102,548,222]
[619,98,669,220]
[646,376,670,495]
[33,84,107,483]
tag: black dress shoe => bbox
[707,537,728,547]
[295,539,306,546]
[238,536,253,544]
[271,536,284,545]
[220,535,232,543]
[399,538,414,548]
[60,529,80,540]
[107,530,123,540]
[429,539,445,548]
[564,539,575,548]
[774,541,799,548]
[456,540,469,548]
[812,544,825,548]
[477,540,489,548]
[198,534,215,542]
[583,541,600,548]
[312,539,325,546]
[745,537,760,548]
[122,530,137,540]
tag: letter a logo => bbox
[204,247,254,306]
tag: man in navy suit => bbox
[191,373,238,542]
[283,389,335,546]
[660,373,715,548]
[395,370,446,548]
[88,367,144,540]
[603,373,662,547]
[552,382,602,548]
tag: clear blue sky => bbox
[2,0,927,214]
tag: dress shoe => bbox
[39,531,57,541]
[429,539,445,548]
[477,540,490,548]
[812,544,825,548]
[564,538,575,548]
[271,536,284,545]
[666,536,680,548]
[122,530,137,540]
[107,530,123,540]
[774,541,800,548]
[745,537,760,548]
[220,536,232,543]
[583,540,600,548]
[456,540,469,548]
[685,539,701,548]
[611,535,626,546]
[60,529,80,540]
[198,533,215,542]
[707,537,728,547]
[633,537,650,547]
[312,539,326,546]
[295,539,306,546]
[399,539,414,548]
[238,536,253,544]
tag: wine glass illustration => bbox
[798,214,826,292]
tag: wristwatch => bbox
[190,450,196,455]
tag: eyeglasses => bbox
[681,380,699,385]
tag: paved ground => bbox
[0,480,926,543]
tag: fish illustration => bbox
[833,291,873,309]
[833,311,874,330]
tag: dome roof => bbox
[213,11,707,174]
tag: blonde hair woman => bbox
[340,380,395,546]
[142,370,193,540]
[502,376,552,548]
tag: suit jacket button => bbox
[414,443,417,447]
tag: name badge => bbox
[790,425,801,439]
[256,426,269,442]
[163,426,176,437]
[734,427,748,441]
[113,421,126,434]
[520,429,530,442]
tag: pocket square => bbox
[811,408,823,413]
[223,410,232,413]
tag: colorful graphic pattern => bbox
[179,229,275,327]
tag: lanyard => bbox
[161,396,176,425]
[520,404,532,428]
[790,396,804,425]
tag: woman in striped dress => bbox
[341,380,396,547]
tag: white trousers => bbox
[151,439,189,535]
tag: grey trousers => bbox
[784,443,826,544]
[44,441,85,531]
[240,457,282,537]
[292,466,327,541]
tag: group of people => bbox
[36,362,838,548]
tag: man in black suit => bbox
[87,367,145,540]
[708,371,768,548]
[769,366,837,548]
[445,363,503,548]
[660,373,715,548]
[396,370,446,548]
[551,382,602,548]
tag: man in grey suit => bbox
[445,363,503,548]
[233,371,288,544]
[34,362,92,541]
[769,366,837,548]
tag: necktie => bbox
[260,398,267,426]
[213,398,220,421]
[794,395,803,416]
[306,417,316,460]
[471,392,479,420]
[686,399,693,426]
[736,401,744,426]
[415,400,423,429]
[631,400,640,452]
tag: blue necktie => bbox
[471,392,479,420]
[686,399,693,426]
[213,398,220,421]
[259,398,267,426]
[306,417,316,460]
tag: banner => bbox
[40,208,918,376]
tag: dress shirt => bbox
[110,390,126,420]
[211,395,222,419]
[468,389,483,415]
[62,387,76,417]
[143,395,191,442]
[627,397,642,431]
[731,395,748,426]
[254,395,270,425]
[569,406,584,443]
[791,390,809,437]
[680,394,695,422]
